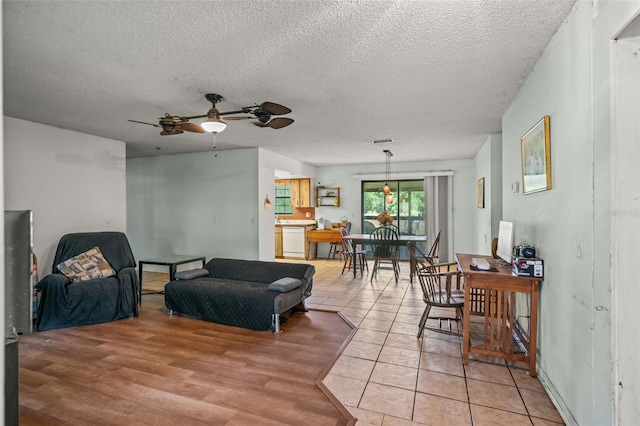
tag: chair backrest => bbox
[363,220,377,234]
[340,226,358,257]
[370,224,399,258]
[344,221,352,233]
[52,232,136,273]
[407,241,461,305]
[427,230,441,259]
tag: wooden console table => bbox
[456,253,542,377]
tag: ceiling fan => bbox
[128,93,294,136]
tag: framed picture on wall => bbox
[477,177,485,208]
[521,115,551,194]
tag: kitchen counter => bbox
[276,219,317,225]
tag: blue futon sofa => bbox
[164,258,314,332]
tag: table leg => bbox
[169,265,177,281]
[462,277,471,364]
[529,281,539,377]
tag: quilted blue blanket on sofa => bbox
[164,258,314,331]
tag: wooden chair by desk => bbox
[456,253,542,377]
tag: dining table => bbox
[342,233,428,279]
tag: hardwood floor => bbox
[18,293,355,425]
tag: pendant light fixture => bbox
[383,149,393,204]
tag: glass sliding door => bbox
[362,179,425,259]
[362,179,425,235]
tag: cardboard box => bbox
[512,256,544,278]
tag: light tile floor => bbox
[303,258,565,426]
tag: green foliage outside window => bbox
[362,180,425,236]
[275,184,293,214]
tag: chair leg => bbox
[392,260,400,282]
[417,305,431,338]
[370,260,378,281]
[341,255,352,275]
[327,244,336,260]
[360,255,368,272]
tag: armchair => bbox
[35,232,139,331]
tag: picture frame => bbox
[477,177,485,208]
[521,115,551,194]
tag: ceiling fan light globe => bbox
[200,119,227,133]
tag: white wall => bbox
[474,133,502,255]
[503,4,595,423]
[597,3,640,425]
[314,159,476,257]
[502,2,640,424]
[126,147,317,264]
[126,148,260,262]
[4,117,127,275]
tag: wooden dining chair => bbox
[340,226,368,276]
[328,222,351,260]
[426,230,441,262]
[369,224,400,283]
[407,241,464,338]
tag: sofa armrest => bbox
[268,277,302,293]
[35,273,70,291]
[175,268,210,280]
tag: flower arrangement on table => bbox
[377,210,394,224]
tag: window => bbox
[275,183,293,215]
[362,179,425,236]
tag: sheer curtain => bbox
[424,175,453,262]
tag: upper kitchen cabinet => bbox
[297,178,311,207]
[275,178,311,209]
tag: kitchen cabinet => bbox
[298,179,311,207]
[275,226,283,258]
[275,178,311,208]
[316,187,340,207]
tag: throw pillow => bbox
[57,247,116,282]
[268,277,302,293]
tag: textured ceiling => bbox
[3,0,576,166]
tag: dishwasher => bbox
[282,226,306,258]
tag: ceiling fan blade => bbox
[260,102,291,116]
[223,116,253,121]
[266,117,294,129]
[160,129,184,136]
[178,122,205,133]
[128,119,161,128]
